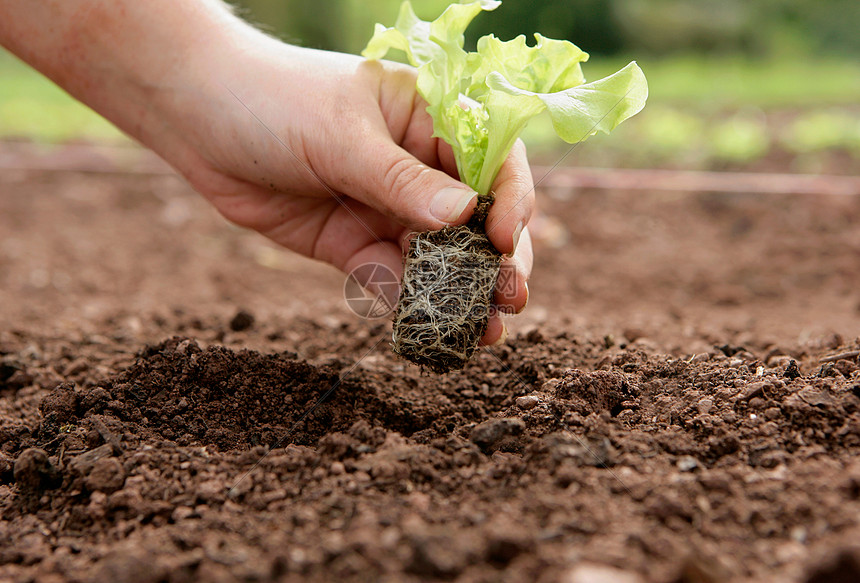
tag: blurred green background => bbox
[1,0,858,172]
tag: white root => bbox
[392,225,501,374]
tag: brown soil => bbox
[1,144,860,583]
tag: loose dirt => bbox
[1,144,859,582]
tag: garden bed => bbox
[1,146,859,582]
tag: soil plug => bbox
[363,1,647,372]
[393,195,499,373]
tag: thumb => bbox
[344,137,478,232]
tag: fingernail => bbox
[511,221,524,255]
[431,187,476,223]
[517,281,529,314]
[491,322,509,346]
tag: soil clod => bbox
[13,447,61,493]
[470,417,525,453]
[229,309,255,332]
[784,359,802,379]
[39,382,79,424]
[83,457,126,493]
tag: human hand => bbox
[173,35,533,344]
[0,0,533,344]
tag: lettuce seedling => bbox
[364,0,648,373]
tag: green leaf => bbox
[362,1,499,68]
[474,34,589,95]
[363,2,648,196]
[362,2,431,66]
[475,62,646,193]
[487,61,649,143]
[476,87,545,194]
[430,1,501,53]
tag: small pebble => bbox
[515,395,539,410]
[676,456,698,472]
[789,525,807,544]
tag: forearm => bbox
[0,0,249,157]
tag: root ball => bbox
[392,199,501,373]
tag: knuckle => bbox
[380,156,428,206]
